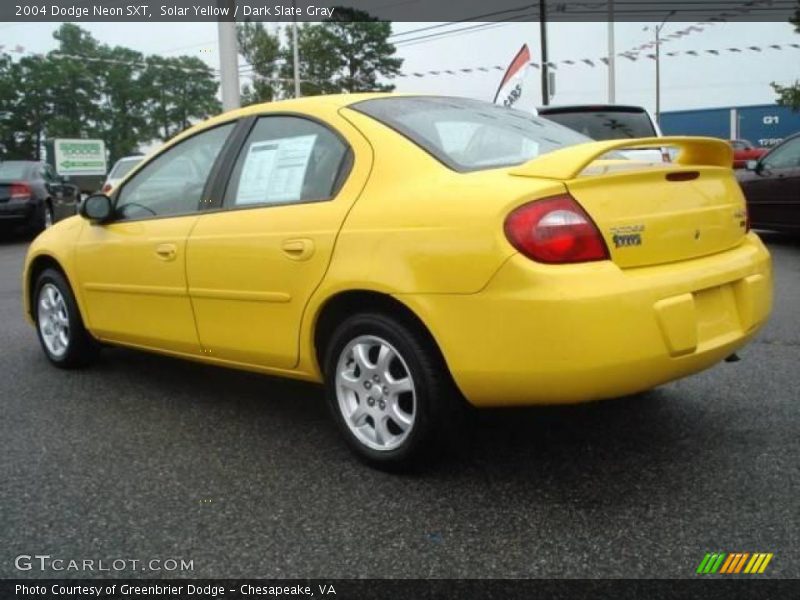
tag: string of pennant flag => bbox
[397,42,800,78]
[2,21,799,81]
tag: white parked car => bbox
[101,155,143,194]
[537,104,670,163]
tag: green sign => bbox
[53,139,107,176]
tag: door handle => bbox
[281,238,315,261]
[155,243,177,261]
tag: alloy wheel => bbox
[37,283,70,358]
[335,335,416,452]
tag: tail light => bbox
[10,182,32,199]
[102,183,112,193]
[504,194,609,264]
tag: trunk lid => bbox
[508,136,746,269]
[566,164,748,268]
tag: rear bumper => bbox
[0,200,36,223]
[398,233,772,407]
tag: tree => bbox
[771,8,800,110]
[4,55,54,160]
[47,23,103,139]
[144,56,221,143]
[277,24,342,97]
[0,54,20,159]
[318,8,402,93]
[0,24,221,163]
[237,22,282,105]
[239,9,403,104]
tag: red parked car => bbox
[730,139,768,169]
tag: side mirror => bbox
[745,160,759,172]
[79,193,113,223]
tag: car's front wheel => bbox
[34,268,98,368]
[324,312,459,469]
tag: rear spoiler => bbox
[510,136,732,181]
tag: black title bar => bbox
[3,0,799,22]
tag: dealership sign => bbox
[53,139,107,176]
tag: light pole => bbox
[652,10,675,125]
[292,0,301,98]
[217,0,241,111]
[607,0,615,103]
[540,0,549,106]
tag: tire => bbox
[30,201,53,234]
[323,312,461,470]
[33,268,98,369]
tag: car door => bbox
[40,163,76,221]
[74,122,237,353]
[744,137,800,229]
[186,113,371,369]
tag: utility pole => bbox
[292,0,301,98]
[653,10,675,124]
[540,0,549,106]
[217,0,240,111]
[607,0,615,103]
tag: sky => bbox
[0,19,797,114]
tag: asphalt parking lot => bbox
[1,231,798,579]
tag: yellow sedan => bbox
[22,94,772,468]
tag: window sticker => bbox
[236,134,317,205]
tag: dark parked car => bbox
[537,104,669,163]
[0,161,80,232]
[737,133,800,233]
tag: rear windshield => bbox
[110,157,142,179]
[539,108,657,140]
[0,162,31,180]
[351,96,590,172]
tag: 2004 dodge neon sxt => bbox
[22,94,772,468]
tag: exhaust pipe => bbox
[725,353,741,363]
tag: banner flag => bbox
[493,44,531,107]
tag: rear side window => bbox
[0,163,31,180]
[539,108,657,140]
[351,96,589,172]
[224,116,350,208]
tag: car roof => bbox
[157,93,460,152]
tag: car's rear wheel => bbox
[324,312,459,469]
[34,268,98,368]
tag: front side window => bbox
[224,116,349,208]
[762,137,800,170]
[351,96,589,172]
[116,123,235,220]
[41,165,57,182]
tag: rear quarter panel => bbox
[321,107,565,295]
